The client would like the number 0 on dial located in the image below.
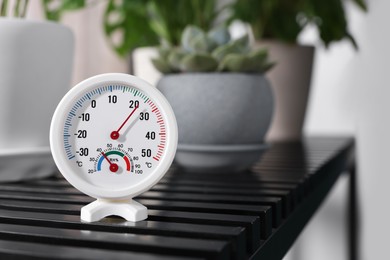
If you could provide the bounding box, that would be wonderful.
[50,73,178,222]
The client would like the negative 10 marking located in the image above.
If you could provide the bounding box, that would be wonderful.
[50,73,178,222]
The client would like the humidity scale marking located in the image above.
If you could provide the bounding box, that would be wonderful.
[50,73,178,222]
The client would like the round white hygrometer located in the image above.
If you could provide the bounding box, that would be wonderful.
[50,73,177,222]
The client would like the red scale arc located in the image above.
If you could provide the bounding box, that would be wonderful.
[148,101,166,162]
[123,156,131,171]
[158,150,165,157]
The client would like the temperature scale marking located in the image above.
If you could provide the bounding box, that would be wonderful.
[62,84,167,167]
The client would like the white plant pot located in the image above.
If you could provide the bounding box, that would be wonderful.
[0,18,74,181]
[133,47,160,86]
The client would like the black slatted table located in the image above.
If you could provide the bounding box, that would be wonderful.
[0,137,354,260]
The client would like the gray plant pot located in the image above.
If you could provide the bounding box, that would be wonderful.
[157,73,274,172]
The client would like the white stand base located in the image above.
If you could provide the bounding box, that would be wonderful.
[81,199,147,222]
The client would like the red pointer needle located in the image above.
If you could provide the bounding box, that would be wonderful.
[101,152,118,173]
[110,105,139,140]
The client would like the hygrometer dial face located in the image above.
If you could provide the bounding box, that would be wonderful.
[50,74,177,200]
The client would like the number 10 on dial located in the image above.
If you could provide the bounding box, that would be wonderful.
[50,73,178,222]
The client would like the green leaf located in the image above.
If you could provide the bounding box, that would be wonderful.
[352,0,368,11]
[249,48,275,72]
[207,26,231,46]
[157,46,171,60]
[229,0,366,48]
[219,51,273,73]
[1,0,8,16]
[148,0,219,45]
[167,49,186,70]
[147,1,171,43]
[42,0,61,21]
[189,33,215,52]
[180,53,218,72]
[230,35,250,52]
[248,48,268,62]
[218,54,250,72]
[60,0,85,10]
[103,0,159,57]
[42,0,85,21]
[261,61,276,72]
[211,34,251,62]
[181,25,205,52]
[151,58,172,74]
[211,42,244,62]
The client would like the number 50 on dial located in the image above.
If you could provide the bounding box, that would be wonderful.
[50,73,178,222]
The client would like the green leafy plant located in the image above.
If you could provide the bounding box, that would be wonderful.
[230,0,367,48]
[0,0,29,17]
[41,0,368,59]
[152,25,273,74]
[42,0,224,57]
[104,0,223,57]
[0,0,85,19]
[42,0,85,21]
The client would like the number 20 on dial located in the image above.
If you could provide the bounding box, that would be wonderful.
[50,73,178,222]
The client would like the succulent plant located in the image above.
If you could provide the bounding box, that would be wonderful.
[151,25,274,74]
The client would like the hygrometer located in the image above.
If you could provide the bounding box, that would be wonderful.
[50,73,177,222]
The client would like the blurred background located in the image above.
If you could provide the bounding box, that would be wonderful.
[2,0,388,259]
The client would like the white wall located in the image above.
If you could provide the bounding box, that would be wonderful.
[355,0,390,258]
[285,0,390,259]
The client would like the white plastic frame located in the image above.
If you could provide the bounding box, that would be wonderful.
[50,73,178,200]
